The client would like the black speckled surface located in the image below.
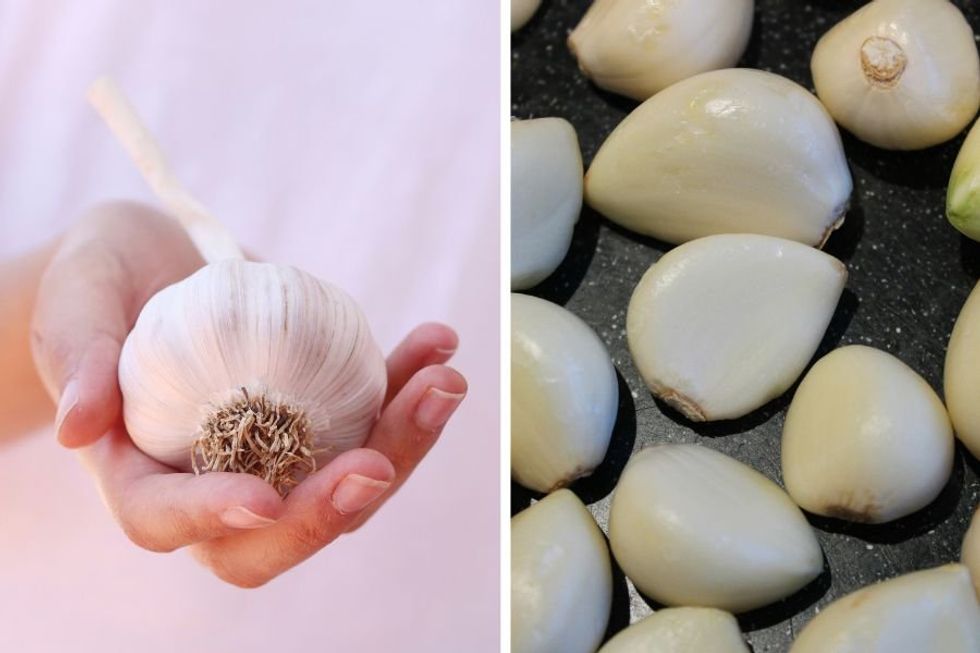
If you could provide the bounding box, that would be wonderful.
[511,1,980,651]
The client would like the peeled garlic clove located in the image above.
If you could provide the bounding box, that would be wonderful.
[512,489,612,653]
[949,120,980,242]
[626,234,846,422]
[609,444,823,613]
[945,281,980,460]
[568,0,754,101]
[790,565,980,652]
[811,0,980,150]
[511,118,583,290]
[598,607,749,653]
[585,68,852,246]
[512,294,617,492]
[962,509,980,600]
[782,345,953,524]
[512,0,542,31]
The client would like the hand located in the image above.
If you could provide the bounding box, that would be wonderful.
[31,201,467,587]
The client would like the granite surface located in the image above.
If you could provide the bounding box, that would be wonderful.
[511,1,980,650]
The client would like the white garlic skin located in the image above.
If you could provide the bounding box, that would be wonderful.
[512,489,612,653]
[512,0,542,31]
[811,0,980,150]
[585,68,852,246]
[512,294,617,492]
[626,234,846,421]
[945,280,980,460]
[962,509,980,600]
[608,444,823,613]
[598,607,749,653]
[782,345,953,524]
[511,118,583,290]
[790,565,980,653]
[119,259,387,470]
[568,0,754,101]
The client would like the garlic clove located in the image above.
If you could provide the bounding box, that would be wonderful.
[963,509,980,600]
[512,489,612,653]
[511,118,583,290]
[948,119,980,242]
[568,0,754,101]
[598,607,749,653]
[945,280,980,460]
[811,0,980,151]
[782,345,954,524]
[789,565,980,652]
[512,293,618,492]
[585,68,852,246]
[608,444,823,613]
[512,0,542,32]
[626,234,846,422]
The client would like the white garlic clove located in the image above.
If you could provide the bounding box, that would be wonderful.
[598,607,749,653]
[962,509,980,600]
[568,0,754,101]
[948,119,980,242]
[119,259,387,484]
[609,444,823,613]
[811,0,980,151]
[945,280,980,460]
[512,489,612,653]
[512,294,618,492]
[789,565,980,652]
[512,0,542,31]
[585,68,852,246]
[511,118,583,290]
[782,345,954,524]
[626,234,846,422]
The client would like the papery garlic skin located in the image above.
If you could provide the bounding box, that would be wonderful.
[811,0,980,150]
[512,0,542,31]
[948,119,980,242]
[512,489,612,653]
[119,259,387,471]
[789,565,980,653]
[963,509,980,600]
[568,0,754,101]
[945,280,980,460]
[585,68,852,246]
[598,607,749,653]
[512,118,583,290]
[608,444,823,613]
[626,234,846,421]
[512,294,617,492]
[782,345,953,524]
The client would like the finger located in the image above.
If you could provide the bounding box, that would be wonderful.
[78,426,284,553]
[190,448,395,588]
[384,322,458,404]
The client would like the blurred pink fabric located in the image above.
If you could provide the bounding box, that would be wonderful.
[0,1,500,651]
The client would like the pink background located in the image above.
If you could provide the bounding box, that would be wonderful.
[0,1,500,651]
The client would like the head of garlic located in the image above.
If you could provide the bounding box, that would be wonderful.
[962,509,980,600]
[568,0,754,101]
[945,282,980,462]
[511,0,542,32]
[585,68,852,246]
[598,607,749,653]
[811,0,980,150]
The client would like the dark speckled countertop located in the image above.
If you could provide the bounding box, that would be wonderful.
[511,1,980,651]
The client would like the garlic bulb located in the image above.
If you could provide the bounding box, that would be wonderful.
[512,0,542,32]
[511,118,582,290]
[626,234,846,421]
[89,78,386,494]
[789,565,980,652]
[568,0,754,101]
[598,608,749,653]
[512,294,617,492]
[585,68,852,246]
[945,280,980,460]
[811,0,980,150]
[608,444,823,613]
[962,509,980,599]
[948,119,980,241]
[512,489,612,653]
[782,345,953,524]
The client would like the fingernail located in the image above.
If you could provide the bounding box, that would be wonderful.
[415,387,465,432]
[54,380,79,441]
[435,346,457,357]
[331,474,390,515]
[220,506,278,529]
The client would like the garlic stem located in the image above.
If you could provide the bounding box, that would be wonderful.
[87,76,243,263]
